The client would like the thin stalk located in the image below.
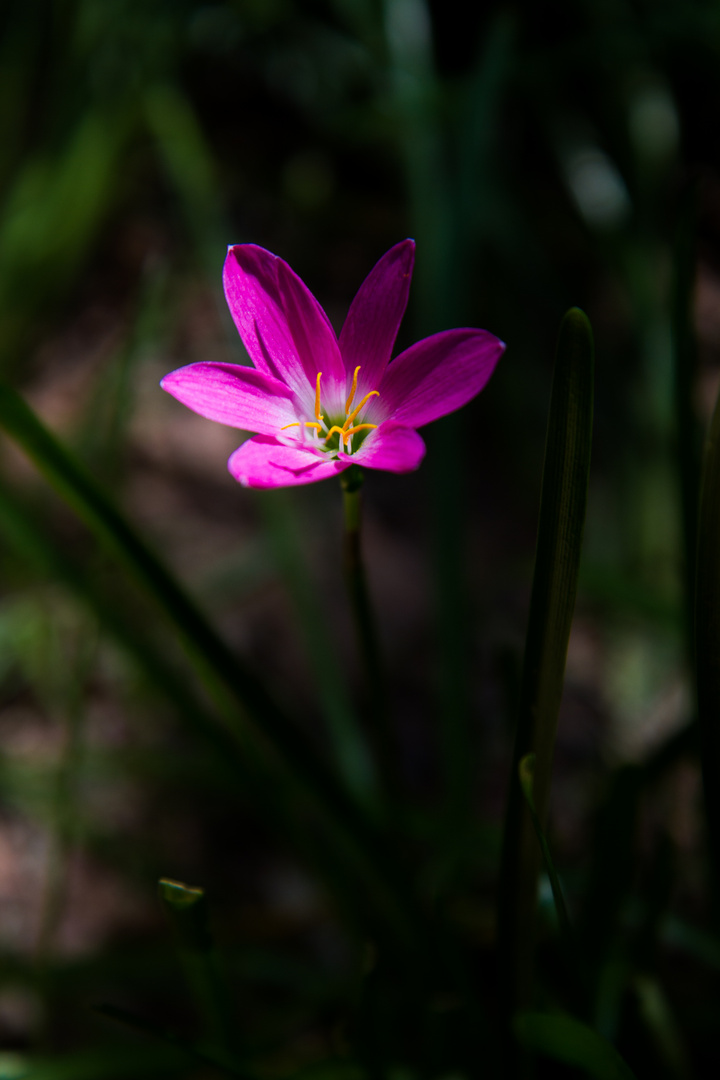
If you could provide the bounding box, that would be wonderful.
[497,309,594,1025]
[671,186,701,670]
[695,378,720,882]
[518,752,589,1013]
[517,753,573,951]
[340,466,393,800]
[158,879,235,1060]
[34,623,94,1049]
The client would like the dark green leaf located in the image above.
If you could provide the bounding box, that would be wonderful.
[514,1012,637,1079]
[498,308,594,1012]
[695,375,720,876]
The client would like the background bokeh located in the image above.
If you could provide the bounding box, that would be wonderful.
[1,0,719,1076]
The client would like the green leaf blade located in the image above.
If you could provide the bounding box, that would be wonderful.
[695,377,720,876]
[514,1012,637,1080]
[498,308,594,1014]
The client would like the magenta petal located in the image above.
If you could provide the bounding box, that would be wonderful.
[228,435,349,488]
[161,362,295,436]
[352,423,426,473]
[276,259,345,410]
[378,329,505,428]
[339,239,415,398]
[223,245,343,407]
[223,245,296,380]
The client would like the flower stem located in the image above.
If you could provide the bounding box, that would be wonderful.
[340,466,393,800]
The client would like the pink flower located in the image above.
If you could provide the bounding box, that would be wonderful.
[161,241,505,489]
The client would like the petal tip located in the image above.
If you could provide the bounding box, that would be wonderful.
[159,369,179,393]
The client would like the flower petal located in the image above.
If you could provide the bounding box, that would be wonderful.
[229,435,349,488]
[339,239,415,398]
[378,328,505,428]
[351,423,426,473]
[276,259,346,412]
[161,362,295,436]
[223,245,292,374]
[223,244,343,409]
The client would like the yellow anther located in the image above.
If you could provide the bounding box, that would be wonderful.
[314,372,324,423]
[345,365,362,414]
[344,390,379,429]
[344,423,378,438]
[280,422,299,430]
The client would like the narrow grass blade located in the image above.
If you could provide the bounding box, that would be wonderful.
[498,308,594,1014]
[97,1002,253,1079]
[514,1012,637,1080]
[518,753,573,948]
[158,879,234,1057]
[0,385,417,940]
[633,975,690,1079]
[671,187,701,665]
[694,378,720,877]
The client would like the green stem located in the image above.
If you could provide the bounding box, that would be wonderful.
[517,754,573,951]
[518,752,588,1011]
[695,378,720,882]
[340,466,393,800]
[671,186,701,671]
[34,627,93,1049]
[158,879,235,1059]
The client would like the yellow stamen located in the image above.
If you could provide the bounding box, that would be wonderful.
[281,421,323,432]
[282,370,380,453]
[344,424,378,438]
[315,372,324,423]
[324,424,349,445]
[345,365,362,414]
[344,389,379,429]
